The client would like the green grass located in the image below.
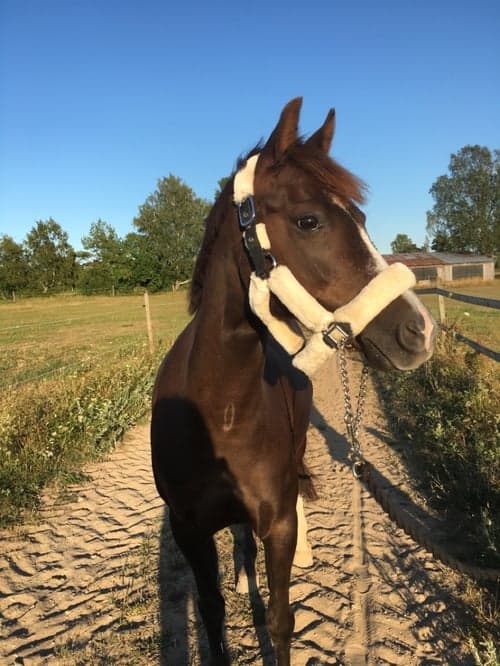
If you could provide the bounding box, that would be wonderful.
[418,280,500,351]
[0,290,191,526]
[380,281,500,658]
[0,348,162,526]
[0,291,191,388]
[379,330,500,566]
[378,319,500,663]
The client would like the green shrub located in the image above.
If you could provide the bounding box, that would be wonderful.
[0,347,161,526]
[379,330,500,566]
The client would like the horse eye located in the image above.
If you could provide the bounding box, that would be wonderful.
[296,215,320,232]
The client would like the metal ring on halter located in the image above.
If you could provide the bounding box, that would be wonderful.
[322,321,352,349]
[351,459,365,479]
[264,252,277,271]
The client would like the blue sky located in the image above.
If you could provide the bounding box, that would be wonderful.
[1,0,499,254]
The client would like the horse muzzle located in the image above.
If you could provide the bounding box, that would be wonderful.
[357,296,437,371]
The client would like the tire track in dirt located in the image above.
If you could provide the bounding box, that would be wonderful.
[1,356,474,664]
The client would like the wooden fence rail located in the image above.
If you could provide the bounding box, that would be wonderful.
[416,287,500,362]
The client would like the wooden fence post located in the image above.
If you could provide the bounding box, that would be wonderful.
[438,294,446,323]
[144,290,155,354]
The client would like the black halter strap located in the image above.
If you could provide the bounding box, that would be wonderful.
[237,195,272,279]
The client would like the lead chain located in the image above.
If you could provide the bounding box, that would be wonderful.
[337,344,369,478]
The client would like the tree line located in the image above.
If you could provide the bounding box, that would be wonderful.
[0,175,212,298]
[391,145,499,257]
[1,145,498,299]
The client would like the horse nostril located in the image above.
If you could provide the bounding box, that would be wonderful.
[407,319,422,335]
[397,318,425,353]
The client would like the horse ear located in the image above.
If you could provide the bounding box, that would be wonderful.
[305,108,335,155]
[262,97,302,162]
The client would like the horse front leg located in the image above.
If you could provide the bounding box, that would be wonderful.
[169,513,229,665]
[262,508,297,666]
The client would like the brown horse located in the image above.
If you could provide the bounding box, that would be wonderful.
[151,98,435,665]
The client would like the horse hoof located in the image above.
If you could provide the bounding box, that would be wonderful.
[293,549,314,568]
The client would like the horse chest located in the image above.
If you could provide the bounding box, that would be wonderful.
[207,379,307,456]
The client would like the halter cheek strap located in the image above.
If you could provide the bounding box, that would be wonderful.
[234,154,273,279]
[233,154,416,376]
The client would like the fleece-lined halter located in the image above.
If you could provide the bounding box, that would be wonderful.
[233,153,417,376]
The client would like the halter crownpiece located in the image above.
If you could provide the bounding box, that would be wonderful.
[233,154,417,376]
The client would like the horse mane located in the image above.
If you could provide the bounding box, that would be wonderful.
[188,183,228,315]
[188,142,366,314]
[188,146,262,314]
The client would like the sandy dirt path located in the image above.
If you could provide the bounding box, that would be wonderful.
[0,355,474,665]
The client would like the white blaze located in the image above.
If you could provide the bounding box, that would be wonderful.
[357,224,435,351]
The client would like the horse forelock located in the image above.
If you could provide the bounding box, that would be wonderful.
[287,142,367,206]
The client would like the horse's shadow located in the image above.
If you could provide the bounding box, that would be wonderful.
[157,508,192,664]
[158,508,275,665]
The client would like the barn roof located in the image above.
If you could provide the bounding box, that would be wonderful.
[432,252,494,264]
[383,252,494,267]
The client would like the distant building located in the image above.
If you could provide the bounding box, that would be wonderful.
[382,252,495,284]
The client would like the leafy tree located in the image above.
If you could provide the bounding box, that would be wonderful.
[24,219,76,292]
[214,176,231,201]
[122,232,163,290]
[133,175,211,289]
[81,220,120,262]
[76,262,114,294]
[426,146,499,256]
[0,235,29,296]
[390,233,419,253]
[430,231,454,252]
[80,220,130,292]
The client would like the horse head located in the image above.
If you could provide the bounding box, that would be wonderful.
[246,97,435,371]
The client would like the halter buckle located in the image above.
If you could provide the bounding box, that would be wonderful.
[322,322,352,349]
[237,196,256,229]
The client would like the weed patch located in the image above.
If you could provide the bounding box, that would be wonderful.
[379,330,500,567]
[0,347,161,526]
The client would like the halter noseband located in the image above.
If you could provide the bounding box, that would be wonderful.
[233,154,416,376]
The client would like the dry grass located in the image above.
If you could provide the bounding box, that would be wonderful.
[0,291,191,388]
[0,290,191,526]
[418,279,500,351]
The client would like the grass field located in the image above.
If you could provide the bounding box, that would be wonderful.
[1,281,498,391]
[418,280,500,351]
[0,290,192,389]
[0,290,192,524]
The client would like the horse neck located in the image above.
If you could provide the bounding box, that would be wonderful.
[193,216,263,366]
